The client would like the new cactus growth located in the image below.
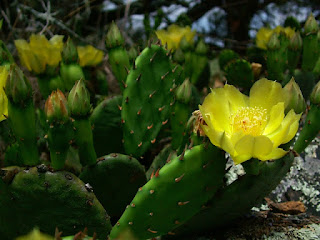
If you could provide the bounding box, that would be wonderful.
[45,90,73,170]
[5,64,39,166]
[68,79,97,166]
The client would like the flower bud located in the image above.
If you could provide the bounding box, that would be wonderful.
[310,80,320,105]
[105,22,124,49]
[289,32,302,50]
[251,62,262,78]
[284,77,306,114]
[5,64,33,104]
[45,89,69,122]
[173,47,185,63]
[68,79,91,116]
[304,13,319,35]
[0,41,14,64]
[179,36,193,52]
[195,39,208,55]
[267,33,280,50]
[175,78,192,104]
[62,37,78,64]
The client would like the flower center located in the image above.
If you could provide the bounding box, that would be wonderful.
[232,107,267,136]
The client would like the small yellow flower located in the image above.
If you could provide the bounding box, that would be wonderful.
[15,34,64,74]
[256,26,295,50]
[0,66,8,122]
[155,24,196,50]
[199,79,301,164]
[77,45,104,67]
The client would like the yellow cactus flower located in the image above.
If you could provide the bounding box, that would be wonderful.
[77,45,104,67]
[15,34,64,74]
[0,66,8,122]
[199,78,301,164]
[256,26,295,50]
[15,228,53,240]
[155,24,196,50]
[256,27,273,50]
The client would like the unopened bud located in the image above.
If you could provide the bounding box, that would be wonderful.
[175,79,192,104]
[62,38,78,64]
[195,39,208,55]
[289,32,302,50]
[180,36,193,52]
[284,77,306,113]
[45,89,69,122]
[173,47,185,63]
[105,22,124,48]
[68,79,91,116]
[310,80,320,105]
[304,13,319,35]
[5,64,32,104]
[267,33,280,50]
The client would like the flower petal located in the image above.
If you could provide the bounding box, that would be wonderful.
[258,147,287,161]
[224,84,249,113]
[252,135,273,159]
[250,78,288,111]
[263,102,285,135]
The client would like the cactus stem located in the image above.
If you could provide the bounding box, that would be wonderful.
[175,173,185,183]
[150,51,158,62]
[178,201,190,206]
[138,142,142,148]
[151,138,156,144]
[137,108,141,115]
[136,73,142,81]
[147,228,157,234]
[147,123,153,129]
[149,90,156,98]
[162,119,168,125]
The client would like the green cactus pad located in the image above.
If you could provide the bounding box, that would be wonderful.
[121,44,181,158]
[219,49,240,71]
[146,144,176,180]
[0,166,111,239]
[109,144,226,240]
[90,96,124,157]
[225,59,254,89]
[79,153,147,221]
[172,152,294,236]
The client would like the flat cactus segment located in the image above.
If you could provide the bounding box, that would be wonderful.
[0,167,111,239]
[109,144,226,240]
[225,59,254,89]
[172,152,294,236]
[146,144,176,180]
[79,153,147,221]
[122,44,181,158]
[90,96,124,157]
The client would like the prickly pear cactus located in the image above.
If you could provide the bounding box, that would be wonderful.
[109,144,226,240]
[172,152,294,236]
[80,153,147,221]
[121,44,181,158]
[0,166,112,239]
[90,96,124,156]
[225,59,254,89]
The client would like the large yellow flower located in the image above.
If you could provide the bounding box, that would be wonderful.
[155,24,196,50]
[0,66,8,122]
[199,79,301,164]
[77,45,104,67]
[256,26,295,50]
[15,34,64,74]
